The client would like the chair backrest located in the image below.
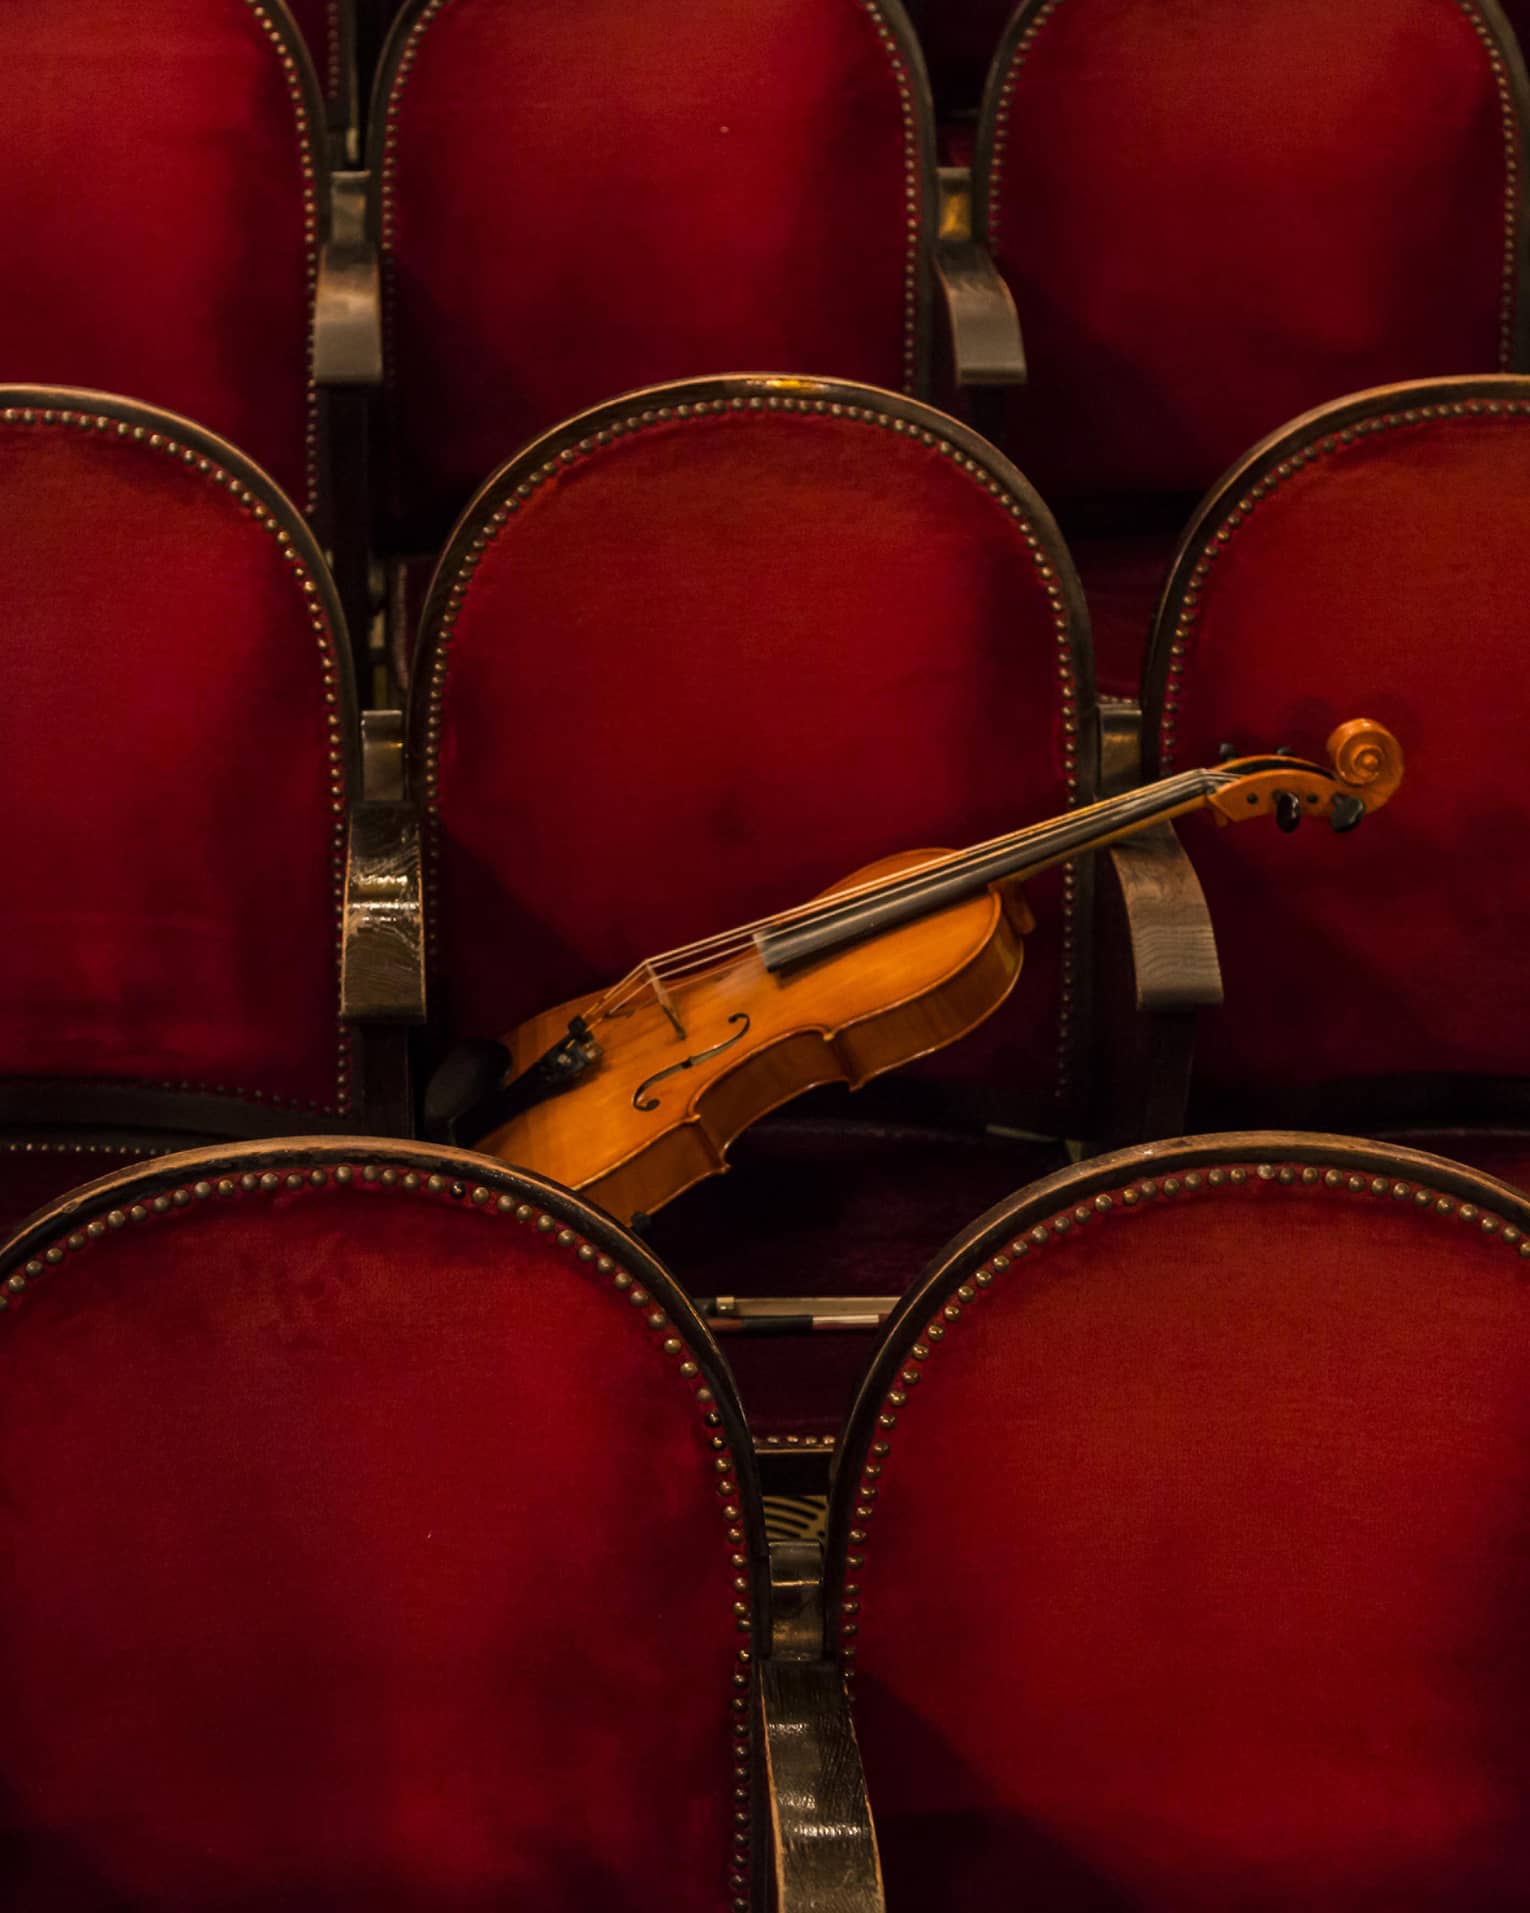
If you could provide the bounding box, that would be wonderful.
[977,0,1530,504]
[827,1131,1530,1908]
[407,375,1096,1139]
[1142,374,1530,1120]
[0,1138,762,1910]
[370,0,937,539]
[0,388,358,1123]
[0,0,326,512]
[288,0,346,120]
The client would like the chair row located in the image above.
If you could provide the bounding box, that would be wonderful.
[2,1128,1527,1907]
[5,369,1527,1438]
[8,0,1525,693]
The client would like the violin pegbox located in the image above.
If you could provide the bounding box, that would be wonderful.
[1206,719,1404,834]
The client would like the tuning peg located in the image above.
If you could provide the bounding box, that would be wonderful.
[1274,791,1303,833]
[1330,794,1366,833]
[1273,746,1293,757]
[1217,741,1239,762]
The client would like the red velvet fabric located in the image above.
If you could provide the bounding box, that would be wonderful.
[1153,390,1530,1102]
[0,404,350,1112]
[376,0,928,534]
[1068,526,1179,701]
[648,1117,1063,1438]
[0,1,319,510]
[288,0,340,95]
[841,1158,1530,1906]
[985,0,1520,504]
[0,1156,747,1910]
[421,397,1088,1136]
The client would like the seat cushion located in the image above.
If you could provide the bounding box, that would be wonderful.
[647,1116,1065,1438]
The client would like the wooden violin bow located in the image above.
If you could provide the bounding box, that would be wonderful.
[447,720,1403,1228]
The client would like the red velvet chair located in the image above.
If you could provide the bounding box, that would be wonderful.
[1142,374,1530,1183]
[0,1,338,518]
[829,1131,1530,1908]
[288,0,355,147]
[407,373,1205,1443]
[975,0,1530,697]
[0,388,423,1239]
[368,0,941,549]
[0,1137,880,1911]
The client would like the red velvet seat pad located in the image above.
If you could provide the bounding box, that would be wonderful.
[1152,389,1530,1104]
[648,1116,1064,1439]
[376,0,929,534]
[0,1156,749,1911]
[0,404,350,1113]
[839,1155,1530,1906]
[418,391,1091,1135]
[983,0,1522,505]
[0,2,320,512]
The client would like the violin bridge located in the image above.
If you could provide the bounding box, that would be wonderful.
[644,961,686,1040]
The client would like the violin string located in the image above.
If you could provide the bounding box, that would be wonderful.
[586,766,1230,1024]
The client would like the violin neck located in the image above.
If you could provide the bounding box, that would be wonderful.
[754,767,1223,974]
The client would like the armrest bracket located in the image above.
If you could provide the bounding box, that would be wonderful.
[315,171,382,387]
[341,714,426,1025]
[935,167,1026,388]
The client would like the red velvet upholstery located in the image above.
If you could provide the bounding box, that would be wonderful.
[648,1117,1064,1438]
[373,0,934,536]
[413,378,1094,1141]
[289,0,341,97]
[0,1140,758,1911]
[831,1135,1530,1907]
[912,0,1013,112]
[0,1,323,511]
[981,0,1527,690]
[1146,377,1530,1116]
[0,392,354,1116]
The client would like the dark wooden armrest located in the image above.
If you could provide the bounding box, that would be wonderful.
[342,716,425,1025]
[314,171,382,387]
[762,1541,885,1911]
[1107,823,1222,1016]
[761,1660,885,1913]
[934,167,1026,388]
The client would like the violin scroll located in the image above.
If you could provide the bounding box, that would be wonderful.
[1206,719,1403,833]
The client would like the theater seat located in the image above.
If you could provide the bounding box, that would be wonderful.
[408,373,1209,1438]
[0,0,333,516]
[828,1132,1530,1907]
[369,0,942,547]
[975,0,1530,695]
[0,1138,879,1911]
[0,388,422,1238]
[1142,375,1530,1176]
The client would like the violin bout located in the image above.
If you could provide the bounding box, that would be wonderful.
[478,851,1034,1228]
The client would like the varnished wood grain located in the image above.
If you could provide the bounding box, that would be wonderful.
[478,851,1030,1226]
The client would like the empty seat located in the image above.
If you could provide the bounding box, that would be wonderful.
[828,1132,1530,1907]
[0,1138,831,1910]
[0,388,419,1235]
[0,0,329,513]
[407,373,1208,1437]
[369,0,939,543]
[1142,374,1530,1177]
[976,0,1530,693]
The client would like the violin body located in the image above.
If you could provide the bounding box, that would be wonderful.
[480,851,1034,1226]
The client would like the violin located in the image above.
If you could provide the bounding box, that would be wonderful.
[446,720,1403,1228]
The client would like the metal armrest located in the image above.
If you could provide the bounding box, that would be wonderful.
[762,1542,885,1913]
[341,714,426,1025]
[315,171,382,387]
[1107,823,1222,1016]
[934,168,1026,389]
